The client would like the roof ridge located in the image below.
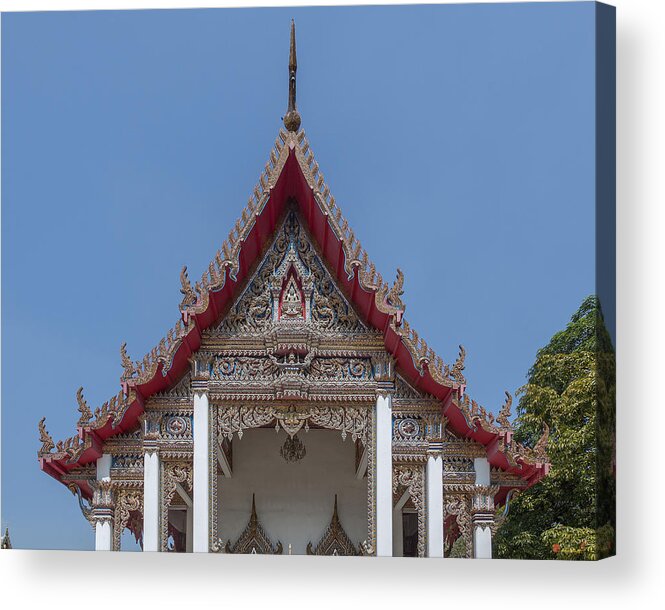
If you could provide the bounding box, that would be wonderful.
[38,126,549,482]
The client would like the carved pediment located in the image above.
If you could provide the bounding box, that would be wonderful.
[307,495,360,556]
[225,494,283,555]
[216,209,366,335]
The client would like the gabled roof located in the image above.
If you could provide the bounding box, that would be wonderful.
[38,22,549,500]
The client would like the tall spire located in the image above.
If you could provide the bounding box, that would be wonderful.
[283,19,301,132]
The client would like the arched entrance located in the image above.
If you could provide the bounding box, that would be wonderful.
[210,403,376,555]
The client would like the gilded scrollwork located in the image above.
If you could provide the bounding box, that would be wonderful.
[217,211,365,335]
[386,268,405,311]
[108,455,143,484]
[444,494,473,558]
[309,357,372,380]
[179,265,196,309]
[212,356,278,380]
[392,463,426,558]
[216,404,370,445]
[495,391,513,430]
[217,405,275,440]
[160,461,193,551]
[113,488,143,551]
[38,417,55,455]
[76,387,93,427]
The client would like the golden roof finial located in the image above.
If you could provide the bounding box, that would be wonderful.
[283,19,301,132]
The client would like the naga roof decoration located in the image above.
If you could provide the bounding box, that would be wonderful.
[38,20,549,499]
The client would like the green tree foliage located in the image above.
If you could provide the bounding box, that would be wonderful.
[494,296,615,560]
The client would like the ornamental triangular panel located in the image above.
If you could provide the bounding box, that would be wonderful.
[225,494,283,555]
[307,495,360,556]
[213,207,367,335]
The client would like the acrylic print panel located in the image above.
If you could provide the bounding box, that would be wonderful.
[1,2,615,559]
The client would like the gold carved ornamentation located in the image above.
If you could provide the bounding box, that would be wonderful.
[217,404,370,445]
[307,495,360,556]
[217,211,365,335]
[76,387,93,427]
[448,345,466,385]
[386,269,406,312]
[160,461,193,551]
[444,494,473,559]
[120,342,135,380]
[113,488,143,551]
[38,417,55,455]
[496,391,513,430]
[534,423,550,460]
[179,265,196,309]
[225,494,283,554]
[393,464,426,558]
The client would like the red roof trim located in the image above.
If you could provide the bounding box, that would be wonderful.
[40,138,548,493]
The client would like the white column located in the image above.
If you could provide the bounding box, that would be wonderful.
[376,391,393,557]
[426,453,444,557]
[94,454,113,551]
[474,524,493,559]
[95,520,113,551]
[473,457,493,559]
[143,450,160,552]
[193,391,210,553]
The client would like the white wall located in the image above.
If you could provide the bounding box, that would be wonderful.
[218,428,367,555]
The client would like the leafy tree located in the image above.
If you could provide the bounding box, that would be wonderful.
[494,295,615,560]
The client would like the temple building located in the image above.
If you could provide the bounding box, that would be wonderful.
[38,22,549,558]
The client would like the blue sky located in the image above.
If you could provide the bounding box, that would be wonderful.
[2,2,596,550]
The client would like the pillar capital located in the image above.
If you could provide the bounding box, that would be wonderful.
[141,410,162,450]
[92,479,115,510]
[191,354,212,385]
[192,384,210,397]
[471,485,499,520]
[375,384,394,399]
[371,354,395,383]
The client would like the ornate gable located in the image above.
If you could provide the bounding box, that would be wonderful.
[215,207,366,335]
[37,22,548,498]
